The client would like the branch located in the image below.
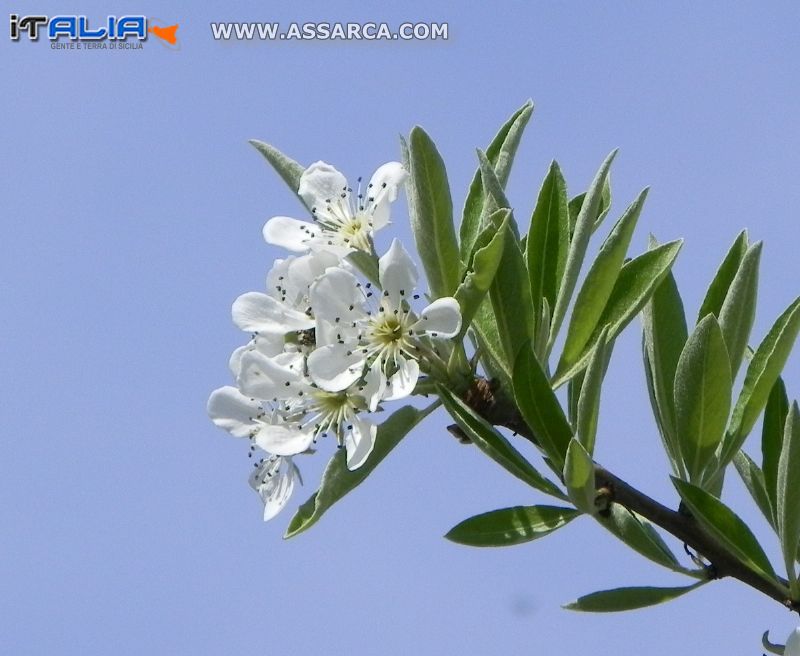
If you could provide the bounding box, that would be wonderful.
[457,378,796,611]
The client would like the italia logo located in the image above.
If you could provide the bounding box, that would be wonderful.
[9,14,179,47]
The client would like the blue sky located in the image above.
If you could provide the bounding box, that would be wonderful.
[3,1,800,653]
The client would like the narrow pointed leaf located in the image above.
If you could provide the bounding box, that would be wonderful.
[717,242,762,378]
[248,140,305,205]
[559,189,648,368]
[564,581,706,613]
[487,221,534,367]
[642,240,687,472]
[534,296,551,361]
[763,631,787,656]
[672,477,778,582]
[724,297,800,465]
[596,505,686,573]
[552,240,683,387]
[548,151,617,351]
[438,386,565,498]
[673,315,732,483]
[576,327,610,454]
[477,150,513,216]
[460,101,534,261]
[697,230,748,323]
[406,127,460,299]
[471,300,512,388]
[733,451,775,529]
[453,210,509,338]
[763,377,789,515]
[285,404,433,538]
[346,250,380,286]
[512,347,574,469]
[564,439,596,513]
[567,176,612,235]
[567,367,586,431]
[777,403,800,588]
[445,505,579,547]
[526,161,570,324]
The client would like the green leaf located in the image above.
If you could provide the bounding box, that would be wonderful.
[673,315,732,483]
[471,300,512,388]
[460,101,534,261]
[445,505,579,547]
[248,140,305,205]
[642,239,688,474]
[763,630,787,656]
[558,189,648,370]
[438,386,565,499]
[567,366,585,431]
[672,477,778,583]
[763,377,789,516]
[476,150,513,216]
[345,250,380,287]
[564,439,596,513]
[525,161,570,327]
[723,297,800,465]
[406,127,460,299]
[548,151,617,352]
[552,240,683,388]
[284,404,433,538]
[697,230,748,324]
[717,242,762,378]
[486,220,534,368]
[567,176,612,236]
[453,210,510,339]
[564,581,706,613]
[576,327,610,455]
[777,402,800,590]
[512,347,574,469]
[596,505,686,573]
[733,451,775,530]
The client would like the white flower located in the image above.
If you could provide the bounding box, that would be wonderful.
[306,239,461,401]
[235,348,383,469]
[231,250,338,335]
[786,627,800,656]
[249,455,301,522]
[263,161,407,256]
[207,385,314,456]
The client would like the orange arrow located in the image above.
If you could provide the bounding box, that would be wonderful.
[149,24,178,45]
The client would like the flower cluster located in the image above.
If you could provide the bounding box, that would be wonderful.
[208,161,461,520]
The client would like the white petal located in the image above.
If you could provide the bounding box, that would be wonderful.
[367,162,407,229]
[255,423,314,456]
[412,297,462,338]
[299,161,348,211]
[384,357,419,401]
[237,350,305,400]
[262,216,318,252]
[249,457,300,522]
[309,267,366,326]
[344,417,377,470]
[286,250,339,296]
[307,343,366,391]
[232,292,313,333]
[362,363,387,412]
[207,386,262,438]
[265,256,292,298]
[378,239,418,305]
[229,335,285,376]
[786,628,800,656]
[228,345,249,378]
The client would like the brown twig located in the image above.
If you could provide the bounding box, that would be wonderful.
[461,377,797,611]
